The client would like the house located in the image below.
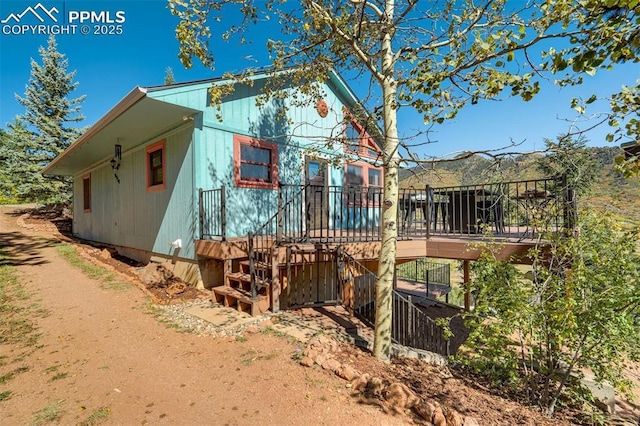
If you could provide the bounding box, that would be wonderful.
[42,69,388,312]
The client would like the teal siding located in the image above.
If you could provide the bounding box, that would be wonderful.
[72,126,197,258]
[149,78,353,238]
[73,73,370,259]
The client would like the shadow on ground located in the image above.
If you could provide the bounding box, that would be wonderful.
[0,231,56,267]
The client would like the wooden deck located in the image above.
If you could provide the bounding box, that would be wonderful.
[196,232,540,265]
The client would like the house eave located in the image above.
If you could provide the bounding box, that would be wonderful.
[42,87,147,176]
[42,87,198,176]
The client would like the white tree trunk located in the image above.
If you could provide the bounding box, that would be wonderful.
[373,0,399,361]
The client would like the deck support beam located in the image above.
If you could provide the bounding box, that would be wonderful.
[271,248,280,313]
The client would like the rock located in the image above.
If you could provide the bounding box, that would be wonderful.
[463,416,480,426]
[258,319,273,329]
[351,373,371,392]
[367,376,385,396]
[138,263,174,288]
[445,408,463,426]
[303,347,318,360]
[335,364,359,381]
[100,248,112,259]
[414,400,436,422]
[321,358,342,373]
[384,382,419,413]
[433,406,447,426]
[314,353,329,367]
[299,356,314,367]
[245,326,259,334]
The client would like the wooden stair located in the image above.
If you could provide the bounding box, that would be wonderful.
[212,257,271,316]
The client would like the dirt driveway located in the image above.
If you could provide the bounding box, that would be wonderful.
[0,206,406,425]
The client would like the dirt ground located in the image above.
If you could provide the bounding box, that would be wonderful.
[1,205,639,425]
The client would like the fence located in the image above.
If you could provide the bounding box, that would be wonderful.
[398,175,576,240]
[199,187,226,240]
[339,250,450,356]
[396,259,451,302]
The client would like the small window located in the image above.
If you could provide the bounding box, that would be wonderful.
[368,169,381,187]
[346,164,363,186]
[367,168,382,204]
[234,135,278,189]
[82,174,91,212]
[344,123,362,153]
[345,162,383,206]
[146,140,166,192]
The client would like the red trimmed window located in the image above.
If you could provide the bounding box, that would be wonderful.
[146,140,166,192]
[345,162,383,206]
[82,173,91,212]
[233,135,278,189]
[343,112,382,159]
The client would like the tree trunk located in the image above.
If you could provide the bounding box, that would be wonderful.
[373,0,399,361]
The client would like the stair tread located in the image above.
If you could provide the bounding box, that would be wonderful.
[239,260,270,269]
[227,272,270,288]
[212,285,267,302]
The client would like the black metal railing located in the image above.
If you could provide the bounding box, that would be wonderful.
[398,174,576,240]
[199,175,577,243]
[247,184,309,299]
[396,259,451,302]
[338,250,450,356]
[278,184,384,243]
[199,186,226,240]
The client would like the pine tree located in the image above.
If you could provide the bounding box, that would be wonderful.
[10,35,86,207]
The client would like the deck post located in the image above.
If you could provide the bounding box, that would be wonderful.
[220,185,226,241]
[276,184,283,243]
[426,184,431,239]
[198,188,204,239]
[248,232,256,300]
[271,247,280,313]
[463,260,471,311]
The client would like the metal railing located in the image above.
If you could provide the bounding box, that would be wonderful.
[338,250,450,356]
[398,175,576,240]
[278,184,384,243]
[199,186,226,240]
[199,175,577,243]
[247,184,309,299]
[396,259,451,302]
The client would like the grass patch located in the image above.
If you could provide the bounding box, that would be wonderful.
[0,390,12,401]
[0,366,29,384]
[80,406,110,426]
[29,401,65,426]
[55,243,128,291]
[0,250,40,347]
[49,371,69,382]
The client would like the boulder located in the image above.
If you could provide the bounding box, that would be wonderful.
[384,382,420,413]
[138,263,174,288]
[351,373,371,392]
[335,364,360,381]
[433,406,447,426]
[445,408,464,426]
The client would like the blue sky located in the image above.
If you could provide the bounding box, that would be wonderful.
[0,0,637,159]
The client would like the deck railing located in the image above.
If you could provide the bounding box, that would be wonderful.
[339,249,450,356]
[199,175,576,243]
[199,186,226,240]
[396,259,451,303]
[399,175,576,240]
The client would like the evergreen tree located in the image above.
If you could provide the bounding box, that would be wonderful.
[10,35,86,206]
[164,67,176,85]
[0,120,31,204]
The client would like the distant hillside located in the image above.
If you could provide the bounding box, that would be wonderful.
[399,147,640,225]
